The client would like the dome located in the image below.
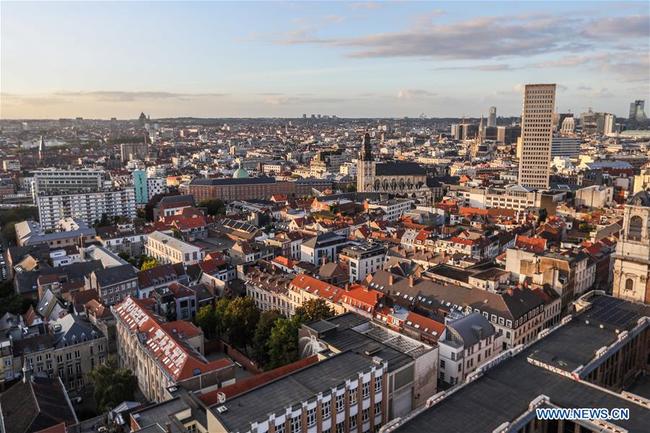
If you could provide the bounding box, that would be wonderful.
[232,167,249,179]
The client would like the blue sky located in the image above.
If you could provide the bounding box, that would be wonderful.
[1,1,649,119]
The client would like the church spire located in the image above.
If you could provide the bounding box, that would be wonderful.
[361,132,372,161]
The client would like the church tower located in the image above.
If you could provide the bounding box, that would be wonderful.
[357,133,375,192]
[613,191,650,304]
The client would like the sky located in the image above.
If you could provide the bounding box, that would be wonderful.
[1,1,649,119]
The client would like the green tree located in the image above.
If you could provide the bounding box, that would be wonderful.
[195,305,218,340]
[267,317,300,369]
[214,297,231,338]
[88,357,137,412]
[140,257,159,271]
[252,310,282,366]
[223,297,260,349]
[295,298,334,323]
[0,281,31,316]
[199,199,226,216]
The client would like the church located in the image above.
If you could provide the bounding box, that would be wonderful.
[356,133,429,196]
[613,191,650,304]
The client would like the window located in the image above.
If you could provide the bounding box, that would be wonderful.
[628,216,643,241]
[291,416,301,433]
[362,382,370,399]
[374,402,382,417]
[307,408,316,427]
[275,424,285,433]
[440,359,446,369]
[336,393,345,413]
[349,389,357,405]
[374,376,382,393]
[336,421,345,433]
[349,415,357,430]
[362,408,370,423]
[625,278,635,292]
[322,399,331,419]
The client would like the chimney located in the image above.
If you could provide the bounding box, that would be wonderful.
[408,275,414,287]
[345,283,350,291]
[388,274,394,286]
[165,423,172,433]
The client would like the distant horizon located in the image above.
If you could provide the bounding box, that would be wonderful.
[2,1,648,119]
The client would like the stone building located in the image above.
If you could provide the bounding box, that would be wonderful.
[613,191,650,304]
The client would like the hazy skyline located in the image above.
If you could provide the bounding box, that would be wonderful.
[1,1,649,119]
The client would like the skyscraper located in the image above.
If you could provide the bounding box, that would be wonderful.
[518,84,556,190]
[629,100,647,121]
[487,106,497,127]
[132,169,148,205]
[38,136,45,161]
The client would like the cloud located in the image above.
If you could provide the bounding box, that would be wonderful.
[262,94,347,105]
[51,91,228,102]
[433,63,518,71]
[348,2,383,10]
[397,89,436,100]
[279,12,649,62]
[581,15,650,39]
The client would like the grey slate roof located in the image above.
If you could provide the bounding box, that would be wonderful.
[394,296,650,433]
[445,312,496,348]
[213,351,375,433]
[93,264,137,287]
[375,161,427,176]
[0,376,77,433]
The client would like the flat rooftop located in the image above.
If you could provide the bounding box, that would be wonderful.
[394,295,650,433]
[213,351,375,433]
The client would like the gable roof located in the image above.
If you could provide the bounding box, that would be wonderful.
[0,377,77,433]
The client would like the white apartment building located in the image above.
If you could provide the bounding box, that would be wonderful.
[518,84,556,190]
[438,312,504,386]
[32,168,105,196]
[147,177,166,201]
[145,230,204,265]
[37,187,136,230]
[368,198,414,221]
[340,242,387,283]
[448,184,544,212]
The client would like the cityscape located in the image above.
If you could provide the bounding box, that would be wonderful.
[1,2,650,433]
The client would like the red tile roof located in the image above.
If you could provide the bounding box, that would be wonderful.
[114,296,232,382]
[405,312,445,338]
[515,235,547,253]
[341,284,383,310]
[290,274,344,303]
[198,355,319,406]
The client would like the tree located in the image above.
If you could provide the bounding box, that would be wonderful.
[223,297,260,349]
[267,317,300,369]
[199,199,226,217]
[140,257,159,271]
[252,310,282,366]
[295,298,334,323]
[214,297,231,338]
[88,357,137,412]
[195,305,218,340]
[0,281,31,316]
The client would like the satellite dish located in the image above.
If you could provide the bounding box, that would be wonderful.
[217,392,226,404]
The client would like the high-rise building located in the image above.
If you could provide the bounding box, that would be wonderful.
[487,106,497,127]
[38,136,45,161]
[603,113,615,135]
[629,100,647,121]
[518,84,556,190]
[33,169,136,229]
[120,140,148,163]
[132,169,148,205]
